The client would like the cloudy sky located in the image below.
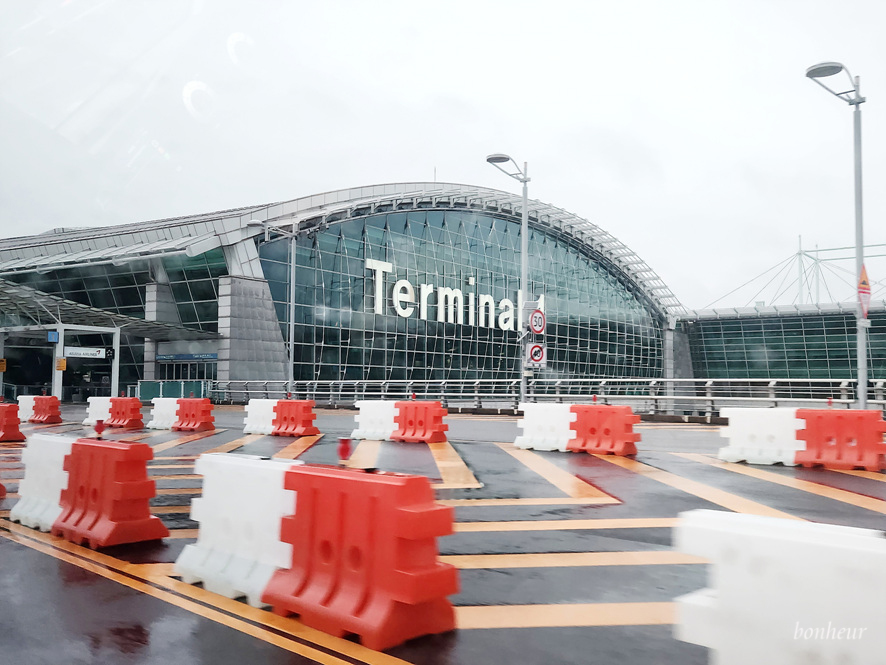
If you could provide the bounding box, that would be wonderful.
[2,0,885,309]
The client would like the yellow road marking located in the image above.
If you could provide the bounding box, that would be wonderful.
[150,505,191,514]
[155,455,200,461]
[0,526,380,664]
[494,442,619,502]
[346,439,382,468]
[456,602,675,629]
[437,497,616,507]
[107,432,159,441]
[834,469,886,483]
[149,474,202,481]
[201,434,263,455]
[148,464,196,470]
[1,521,412,665]
[454,517,678,532]
[428,440,483,489]
[152,430,225,454]
[596,455,803,520]
[440,551,707,569]
[674,453,886,514]
[155,487,201,496]
[165,528,200,539]
[273,434,323,460]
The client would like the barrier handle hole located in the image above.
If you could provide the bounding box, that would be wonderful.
[348,546,363,570]
[319,540,334,563]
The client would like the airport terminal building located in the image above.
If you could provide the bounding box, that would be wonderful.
[0,182,883,399]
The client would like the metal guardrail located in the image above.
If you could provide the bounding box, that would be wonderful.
[206,378,886,413]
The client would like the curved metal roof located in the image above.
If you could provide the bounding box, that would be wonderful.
[251,183,686,319]
[0,182,685,318]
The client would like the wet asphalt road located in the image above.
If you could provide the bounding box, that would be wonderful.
[1,404,883,665]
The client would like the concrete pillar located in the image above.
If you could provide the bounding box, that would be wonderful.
[217,275,288,382]
[144,281,181,380]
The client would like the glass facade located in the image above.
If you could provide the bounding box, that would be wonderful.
[258,210,664,382]
[683,311,886,379]
[2,248,228,390]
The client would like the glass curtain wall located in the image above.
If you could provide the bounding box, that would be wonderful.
[3,248,228,390]
[259,210,663,382]
[683,312,886,379]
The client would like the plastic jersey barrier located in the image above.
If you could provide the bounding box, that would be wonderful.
[718,407,804,466]
[351,400,398,441]
[82,396,113,427]
[515,403,575,451]
[173,398,215,432]
[271,400,320,437]
[17,395,37,423]
[566,404,640,456]
[674,509,886,664]
[0,403,26,442]
[51,438,169,548]
[243,399,278,435]
[29,396,62,424]
[147,397,180,430]
[175,454,304,607]
[9,434,77,531]
[105,397,144,429]
[391,400,448,444]
[262,466,458,651]
[796,409,886,472]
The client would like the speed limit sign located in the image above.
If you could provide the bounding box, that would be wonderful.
[525,343,547,367]
[529,309,546,334]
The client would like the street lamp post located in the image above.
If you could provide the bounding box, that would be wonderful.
[486,154,531,405]
[806,62,868,409]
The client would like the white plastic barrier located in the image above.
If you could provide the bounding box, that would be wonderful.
[16,395,37,423]
[243,399,278,435]
[9,433,77,531]
[718,407,804,465]
[82,396,113,427]
[175,453,303,607]
[675,509,885,664]
[514,403,576,451]
[350,400,398,440]
[146,397,179,430]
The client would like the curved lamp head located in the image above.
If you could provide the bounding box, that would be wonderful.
[806,62,845,79]
[486,153,511,164]
[805,61,862,104]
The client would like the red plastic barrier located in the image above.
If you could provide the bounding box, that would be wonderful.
[51,438,169,548]
[271,399,320,436]
[29,396,62,424]
[566,404,640,456]
[0,403,26,442]
[105,397,144,429]
[391,400,448,443]
[0,481,5,499]
[271,400,320,437]
[263,466,457,650]
[172,398,215,432]
[796,409,886,471]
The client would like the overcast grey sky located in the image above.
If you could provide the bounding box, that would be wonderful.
[2,0,885,309]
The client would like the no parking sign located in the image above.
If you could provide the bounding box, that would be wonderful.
[525,343,547,368]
